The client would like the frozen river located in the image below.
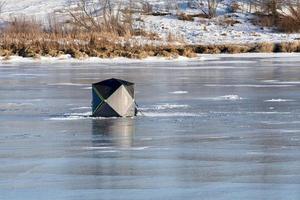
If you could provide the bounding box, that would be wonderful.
[1,54,300,200]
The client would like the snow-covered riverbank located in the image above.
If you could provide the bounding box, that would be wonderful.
[1,0,300,46]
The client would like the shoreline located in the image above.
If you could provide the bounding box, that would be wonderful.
[1,41,300,61]
[1,52,300,64]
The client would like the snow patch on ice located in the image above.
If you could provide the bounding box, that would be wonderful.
[82,87,92,90]
[205,84,295,88]
[155,104,190,110]
[139,103,190,111]
[48,83,89,86]
[70,107,91,111]
[264,99,295,102]
[169,91,188,94]
[0,103,34,111]
[82,147,112,150]
[214,95,243,101]
[140,112,202,117]
[49,112,98,120]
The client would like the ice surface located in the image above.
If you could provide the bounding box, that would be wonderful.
[1,54,300,200]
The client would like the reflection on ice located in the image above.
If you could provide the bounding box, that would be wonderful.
[91,118,135,148]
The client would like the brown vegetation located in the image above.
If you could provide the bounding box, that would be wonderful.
[228,1,241,13]
[278,5,300,33]
[1,28,300,60]
[252,1,300,33]
[220,17,240,26]
[177,13,194,21]
[1,0,300,60]
[252,12,276,27]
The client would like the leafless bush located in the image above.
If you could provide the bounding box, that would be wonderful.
[252,1,300,32]
[141,1,153,14]
[278,3,300,32]
[227,1,241,13]
[0,1,5,14]
[252,12,276,27]
[251,0,283,28]
[193,0,223,18]
[68,0,134,36]
[165,0,179,11]
[46,13,68,36]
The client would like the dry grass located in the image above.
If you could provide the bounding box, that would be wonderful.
[254,42,275,52]
[1,31,300,59]
[133,29,160,40]
[5,17,43,35]
[275,41,300,52]
[220,18,241,27]
[177,13,194,21]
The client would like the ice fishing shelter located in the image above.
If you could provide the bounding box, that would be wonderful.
[92,78,136,117]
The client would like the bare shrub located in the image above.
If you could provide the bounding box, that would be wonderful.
[278,4,300,32]
[193,0,223,18]
[252,13,275,27]
[141,1,153,14]
[251,0,284,28]
[46,13,68,36]
[68,0,134,36]
[207,0,222,17]
[0,1,5,14]
[227,1,241,13]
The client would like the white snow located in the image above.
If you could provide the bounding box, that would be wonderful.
[1,0,69,19]
[0,55,204,64]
